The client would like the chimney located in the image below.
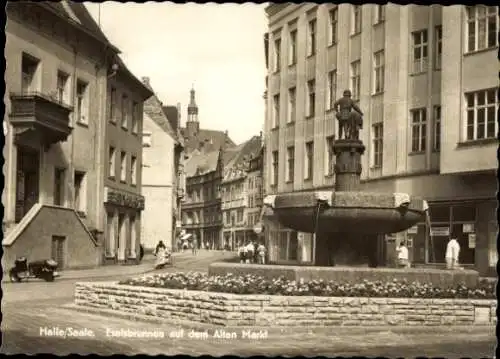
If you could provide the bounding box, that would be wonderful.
[176,102,181,129]
[142,77,150,86]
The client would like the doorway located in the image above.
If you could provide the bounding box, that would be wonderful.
[51,236,66,268]
[15,147,40,223]
[117,214,126,261]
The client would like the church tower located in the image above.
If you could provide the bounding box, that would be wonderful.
[186,86,199,138]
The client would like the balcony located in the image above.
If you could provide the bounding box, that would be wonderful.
[9,92,73,148]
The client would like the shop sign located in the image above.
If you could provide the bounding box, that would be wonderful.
[463,223,475,233]
[407,226,418,234]
[430,227,450,236]
[468,233,476,249]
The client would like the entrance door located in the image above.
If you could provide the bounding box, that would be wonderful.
[15,147,40,222]
[51,236,66,268]
[117,214,126,261]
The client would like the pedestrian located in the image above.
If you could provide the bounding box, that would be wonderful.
[205,240,209,251]
[257,242,266,264]
[245,241,255,264]
[238,242,247,264]
[154,240,166,256]
[396,241,410,268]
[192,235,198,255]
[445,237,460,270]
[139,244,144,261]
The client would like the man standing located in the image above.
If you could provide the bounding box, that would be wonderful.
[396,241,410,268]
[445,237,460,269]
[192,235,198,256]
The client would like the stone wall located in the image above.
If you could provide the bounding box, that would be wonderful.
[75,282,496,327]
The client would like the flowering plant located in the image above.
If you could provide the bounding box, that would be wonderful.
[119,272,496,299]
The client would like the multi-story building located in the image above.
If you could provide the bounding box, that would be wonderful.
[245,139,265,242]
[139,77,184,252]
[221,135,263,250]
[182,149,223,249]
[264,4,498,275]
[103,58,152,265]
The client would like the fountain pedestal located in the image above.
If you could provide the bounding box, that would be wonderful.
[314,138,376,267]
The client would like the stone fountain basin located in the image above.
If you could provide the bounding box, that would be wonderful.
[265,191,427,234]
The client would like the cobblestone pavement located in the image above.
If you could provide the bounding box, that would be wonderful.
[1,250,496,356]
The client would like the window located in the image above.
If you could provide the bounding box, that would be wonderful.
[372,123,383,167]
[121,94,128,129]
[306,79,316,117]
[74,171,86,214]
[130,155,137,185]
[305,141,314,180]
[132,101,139,134]
[373,51,385,94]
[289,30,297,65]
[465,88,498,141]
[129,216,136,258]
[307,19,316,56]
[120,151,127,182]
[374,5,385,24]
[142,132,152,147]
[274,37,281,72]
[433,106,441,151]
[272,94,280,128]
[56,71,69,104]
[410,108,427,152]
[53,168,65,206]
[466,6,498,53]
[286,146,295,182]
[287,87,296,123]
[271,151,279,186]
[237,209,244,222]
[434,26,442,70]
[329,8,338,45]
[350,61,361,101]
[76,79,89,124]
[110,87,117,122]
[108,146,116,178]
[21,53,39,93]
[325,136,335,176]
[412,30,428,73]
[326,70,337,110]
[352,5,362,34]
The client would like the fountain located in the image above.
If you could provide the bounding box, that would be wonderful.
[209,90,479,287]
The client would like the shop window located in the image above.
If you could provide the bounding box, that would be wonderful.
[451,223,475,265]
[289,231,298,261]
[452,205,476,222]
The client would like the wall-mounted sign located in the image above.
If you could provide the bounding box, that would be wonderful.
[463,223,475,233]
[406,238,413,248]
[430,227,450,236]
[468,233,476,249]
[407,226,418,234]
[253,223,263,234]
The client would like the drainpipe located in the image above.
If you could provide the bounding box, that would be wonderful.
[70,46,78,208]
[426,5,434,170]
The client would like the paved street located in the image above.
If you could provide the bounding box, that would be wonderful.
[1,250,496,357]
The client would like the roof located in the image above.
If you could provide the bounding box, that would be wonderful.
[38,1,119,53]
[142,79,181,145]
[181,128,236,153]
[116,56,153,100]
[184,149,220,178]
[222,135,262,182]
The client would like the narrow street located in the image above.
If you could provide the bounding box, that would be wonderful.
[1,251,495,357]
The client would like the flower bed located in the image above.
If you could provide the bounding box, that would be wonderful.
[118,272,495,299]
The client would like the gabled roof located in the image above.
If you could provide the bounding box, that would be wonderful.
[142,78,183,145]
[181,127,236,154]
[222,135,262,182]
[184,149,220,178]
[38,1,119,53]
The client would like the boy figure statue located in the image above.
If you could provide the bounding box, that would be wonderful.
[333,90,364,140]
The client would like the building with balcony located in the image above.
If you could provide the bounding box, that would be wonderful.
[221,135,263,250]
[182,149,223,249]
[102,63,152,264]
[3,1,115,269]
[264,4,498,275]
[140,78,184,252]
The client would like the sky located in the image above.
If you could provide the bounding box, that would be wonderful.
[85,2,268,145]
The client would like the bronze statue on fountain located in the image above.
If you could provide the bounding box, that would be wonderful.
[334,89,364,141]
